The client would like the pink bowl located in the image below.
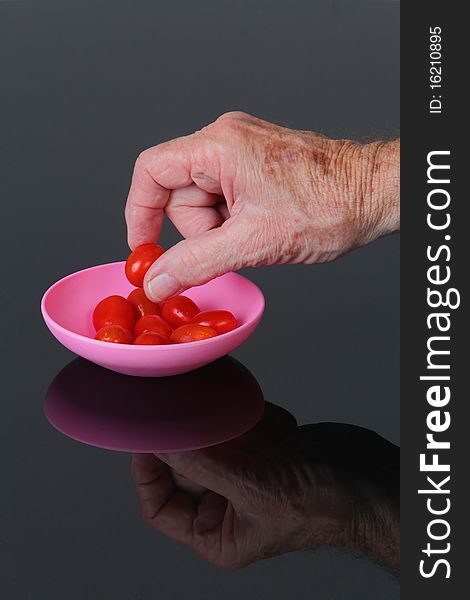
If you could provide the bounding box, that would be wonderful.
[41,262,265,377]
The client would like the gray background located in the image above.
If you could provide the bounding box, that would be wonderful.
[0,1,399,598]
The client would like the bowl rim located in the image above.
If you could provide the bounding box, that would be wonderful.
[41,261,265,351]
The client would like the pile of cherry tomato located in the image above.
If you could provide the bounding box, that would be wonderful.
[93,244,237,345]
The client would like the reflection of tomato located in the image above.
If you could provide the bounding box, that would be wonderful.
[134,315,172,339]
[191,310,237,334]
[127,288,161,319]
[93,295,135,331]
[170,324,218,344]
[161,296,199,328]
[125,243,165,287]
[95,324,134,344]
[134,332,166,345]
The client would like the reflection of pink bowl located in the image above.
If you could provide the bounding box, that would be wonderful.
[41,262,265,377]
[44,357,264,453]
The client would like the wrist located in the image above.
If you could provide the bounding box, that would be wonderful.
[357,139,400,243]
[336,139,400,247]
[303,486,400,571]
[347,493,400,571]
[286,423,400,570]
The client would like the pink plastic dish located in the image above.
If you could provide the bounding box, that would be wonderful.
[41,261,265,377]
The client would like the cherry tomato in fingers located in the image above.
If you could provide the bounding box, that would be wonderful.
[134,315,172,339]
[134,332,167,345]
[190,310,237,334]
[125,243,165,287]
[170,324,218,344]
[93,295,135,331]
[127,288,161,319]
[95,325,134,344]
[161,296,200,328]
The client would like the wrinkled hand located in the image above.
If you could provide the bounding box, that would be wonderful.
[130,404,399,570]
[125,112,400,301]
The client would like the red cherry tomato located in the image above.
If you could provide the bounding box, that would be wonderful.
[134,314,172,339]
[127,288,161,319]
[161,296,200,328]
[125,243,165,287]
[134,332,167,345]
[95,324,134,344]
[93,295,135,332]
[190,310,237,334]
[170,324,218,344]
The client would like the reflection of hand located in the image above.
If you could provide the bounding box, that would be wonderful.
[125,112,400,301]
[130,404,399,571]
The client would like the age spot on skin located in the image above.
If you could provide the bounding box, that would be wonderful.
[263,139,333,178]
[267,165,276,177]
[263,140,290,165]
[284,150,299,163]
[308,147,333,176]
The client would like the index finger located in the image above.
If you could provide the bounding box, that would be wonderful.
[125,132,216,250]
[130,453,196,545]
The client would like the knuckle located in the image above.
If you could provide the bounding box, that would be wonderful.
[142,513,157,528]
[140,506,154,524]
[134,147,155,171]
[217,110,249,122]
[214,111,251,132]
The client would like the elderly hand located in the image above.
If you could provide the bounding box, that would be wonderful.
[130,404,399,570]
[125,112,400,301]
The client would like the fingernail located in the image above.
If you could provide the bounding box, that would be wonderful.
[146,273,180,301]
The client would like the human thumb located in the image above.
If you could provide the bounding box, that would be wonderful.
[143,222,246,302]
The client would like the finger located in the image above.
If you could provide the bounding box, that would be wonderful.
[166,184,225,237]
[125,159,174,250]
[154,445,251,500]
[168,204,225,237]
[172,471,207,497]
[193,490,228,534]
[130,453,173,519]
[143,219,250,301]
[125,133,222,250]
[130,454,196,545]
